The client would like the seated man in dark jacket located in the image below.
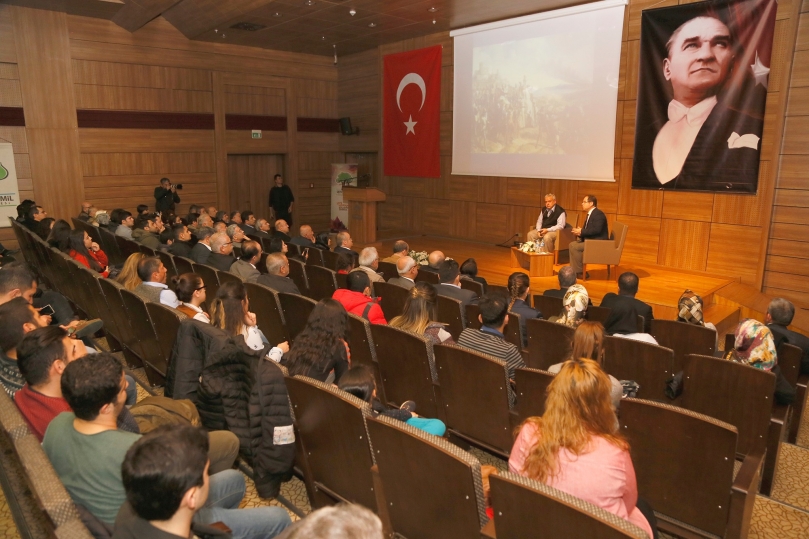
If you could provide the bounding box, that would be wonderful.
[767,298,809,374]
[206,232,236,272]
[435,259,478,311]
[190,227,215,265]
[599,272,653,333]
[289,224,315,248]
[168,223,193,258]
[257,253,301,295]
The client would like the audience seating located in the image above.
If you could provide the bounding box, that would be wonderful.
[415,269,439,285]
[433,344,516,457]
[651,319,716,373]
[216,269,242,286]
[0,389,95,538]
[581,220,628,281]
[486,471,648,539]
[369,324,442,419]
[376,261,397,281]
[460,279,484,296]
[283,375,378,511]
[98,278,143,369]
[525,319,574,370]
[287,258,309,296]
[435,295,466,340]
[278,292,317,343]
[191,263,220,301]
[532,294,563,320]
[780,343,809,444]
[321,249,340,270]
[682,354,784,495]
[335,272,347,289]
[586,304,610,325]
[258,252,269,274]
[156,250,178,281]
[514,367,554,421]
[172,255,194,276]
[602,336,674,402]
[72,217,104,251]
[243,283,288,345]
[138,244,156,257]
[373,282,409,322]
[304,264,337,301]
[115,235,140,260]
[466,304,482,330]
[346,313,386,405]
[120,289,165,386]
[286,242,301,257]
[145,302,187,385]
[97,226,124,265]
[464,304,525,352]
[305,248,324,267]
[365,415,488,539]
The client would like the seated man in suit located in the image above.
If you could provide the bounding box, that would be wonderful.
[230,241,262,283]
[206,232,236,272]
[420,251,444,274]
[600,272,654,333]
[273,220,292,243]
[457,294,525,382]
[435,259,478,311]
[257,253,301,295]
[255,218,273,239]
[241,211,258,236]
[767,298,809,374]
[387,256,418,290]
[190,227,215,265]
[334,231,359,258]
[568,195,609,278]
[381,240,409,263]
[289,225,315,248]
[168,224,193,258]
[349,247,384,284]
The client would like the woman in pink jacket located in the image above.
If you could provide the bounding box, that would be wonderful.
[509,358,657,539]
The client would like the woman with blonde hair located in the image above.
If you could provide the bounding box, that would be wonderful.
[116,252,146,290]
[390,282,454,345]
[509,358,656,538]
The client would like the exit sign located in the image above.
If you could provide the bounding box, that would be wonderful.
[251,130,262,139]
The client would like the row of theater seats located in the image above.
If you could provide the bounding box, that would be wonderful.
[9,218,809,539]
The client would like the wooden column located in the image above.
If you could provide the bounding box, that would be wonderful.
[12,6,83,221]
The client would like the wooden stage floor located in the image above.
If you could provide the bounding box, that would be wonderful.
[367,235,739,325]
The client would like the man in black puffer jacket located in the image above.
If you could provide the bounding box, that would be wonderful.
[196,339,295,498]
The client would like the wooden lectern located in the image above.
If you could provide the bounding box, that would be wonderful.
[342,187,386,244]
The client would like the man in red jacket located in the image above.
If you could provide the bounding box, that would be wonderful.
[332,271,387,325]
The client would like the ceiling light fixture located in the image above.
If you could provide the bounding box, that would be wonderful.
[273,12,281,17]
[214,28,218,33]
[428,7,437,12]
[321,36,326,40]
[368,22,376,27]
[349,8,356,16]
[432,19,437,24]
[305,0,314,5]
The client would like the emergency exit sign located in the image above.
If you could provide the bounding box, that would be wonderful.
[251,130,262,139]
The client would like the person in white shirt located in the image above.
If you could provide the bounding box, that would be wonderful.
[526,194,566,252]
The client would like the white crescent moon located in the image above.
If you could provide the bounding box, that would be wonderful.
[396,73,426,112]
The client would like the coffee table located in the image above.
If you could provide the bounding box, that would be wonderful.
[510,247,554,277]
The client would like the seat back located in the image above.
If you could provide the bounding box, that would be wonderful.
[145,302,187,383]
[335,272,347,289]
[98,226,124,265]
[173,255,194,276]
[505,311,525,350]
[284,375,377,511]
[376,261,397,281]
[466,304,482,329]
[621,398,738,537]
[304,264,338,301]
[156,250,178,281]
[191,263,220,302]
[243,283,288,345]
[531,295,563,321]
[651,319,716,373]
[139,244,156,257]
[460,279,484,296]
[72,217,104,248]
[366,415,486,539]
[434,344,514,455]
[415,269,439,284]
[586,305,611,325]
[286,242,301,257]
[217,270,242,286]
[525,319,574,370]
[99,278,141,368]
[115,235,140,259]
[489,472,648,539]
[514,367,554,420]
[322,249,340,270]
[120,289,164,386]
[346,313,385,402]
[370,324,440,418]
[374,282,409,322]
[287,258,309,296]
[305,247,324,267]
[436,295,466,340]
[278,292,317,343]
[682,354,774,455]
[777,343,802,388]
[602,336,674,402]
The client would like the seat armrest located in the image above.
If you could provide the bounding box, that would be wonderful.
[481,518,497,539]
[371,465,394,538]
[727,452,763,539]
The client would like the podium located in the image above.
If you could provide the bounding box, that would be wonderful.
[342,187,386,244]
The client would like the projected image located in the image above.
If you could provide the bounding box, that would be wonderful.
[472,34,593,155]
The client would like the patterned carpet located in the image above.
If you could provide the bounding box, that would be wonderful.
[2,344,809,538]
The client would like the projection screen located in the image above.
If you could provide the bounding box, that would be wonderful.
[451,0,627,181]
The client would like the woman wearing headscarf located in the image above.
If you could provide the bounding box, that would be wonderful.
[677,290,716,331]
[603,300,658,345]
[725,319,795,405]
[553,284,589,328]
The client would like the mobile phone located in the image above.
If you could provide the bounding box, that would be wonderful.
[302,248,309,257]
[38,304,55,317]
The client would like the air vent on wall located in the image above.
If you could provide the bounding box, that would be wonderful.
[230,22,267,31]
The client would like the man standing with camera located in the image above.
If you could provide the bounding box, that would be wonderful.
[154,177,181,214]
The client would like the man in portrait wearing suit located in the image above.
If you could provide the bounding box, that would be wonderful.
[633,15,763,193]
[435,259,478,311]
[568,195,608,279]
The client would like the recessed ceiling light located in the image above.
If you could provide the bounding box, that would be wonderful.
[349,8,356,16]
[273,12,281,17]
[428,7,437,12]
[368,22,376,27]
[432,19,437,24]
[321,36,326,40]
[305,0,315,5]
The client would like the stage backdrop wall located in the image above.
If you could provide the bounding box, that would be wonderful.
[338,0,808,306]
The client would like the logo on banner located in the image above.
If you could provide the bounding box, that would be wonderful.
[0,163,7,181]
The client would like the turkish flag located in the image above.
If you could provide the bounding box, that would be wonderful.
[383,45,442,178]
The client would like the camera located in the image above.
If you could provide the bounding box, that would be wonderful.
[173,183,183,190]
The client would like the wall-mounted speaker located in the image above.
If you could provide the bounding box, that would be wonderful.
[339,117,359,136]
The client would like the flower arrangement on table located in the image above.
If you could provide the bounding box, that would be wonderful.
[518,242,540,253]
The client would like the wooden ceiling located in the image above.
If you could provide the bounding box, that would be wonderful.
[5,0,588,56]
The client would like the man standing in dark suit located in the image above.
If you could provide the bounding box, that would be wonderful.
[154,178,180,214]
[257,253,301,295]
[435,260,478,311]
[600,272,654,333]
[568,195,608,278]
[767,298,809,375]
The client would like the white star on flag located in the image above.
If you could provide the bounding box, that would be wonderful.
[404,115,417,135]
[750,51,770,89]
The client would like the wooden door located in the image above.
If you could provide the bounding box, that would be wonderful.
[226,154,284,214]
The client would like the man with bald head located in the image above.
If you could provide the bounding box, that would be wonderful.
[381,240,409,263]
[273,220,292,243]
[257,253,301,295]
[419,251,445,274]
[387,256,418,290]
[634,14,763,192]
[290,224,315,248]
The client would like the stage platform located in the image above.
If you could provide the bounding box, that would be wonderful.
[367,235,743,337]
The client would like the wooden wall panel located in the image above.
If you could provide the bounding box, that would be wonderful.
[74,85,213,112]
[706,224,762,285]
[224,85,286,116]
[80,128,215,153]
[0,6,17,64]
[657,220,711,272]
[616,214,661,264]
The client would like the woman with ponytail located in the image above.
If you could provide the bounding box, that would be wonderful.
[172,273,210,323]
[509,358,657,539]
[390,281,454,345]
[507,272,541,347]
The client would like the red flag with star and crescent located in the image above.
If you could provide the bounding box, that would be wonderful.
[383,45,442,178]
